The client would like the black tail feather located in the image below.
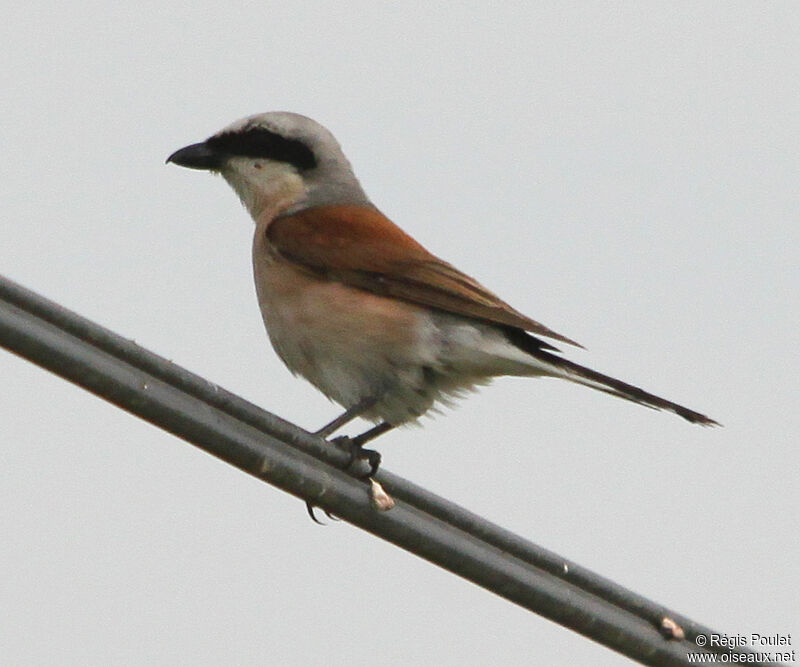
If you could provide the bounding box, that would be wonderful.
[531,349,720,427]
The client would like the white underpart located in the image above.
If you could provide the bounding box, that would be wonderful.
[343,312,570,425]
[255,267,570,425]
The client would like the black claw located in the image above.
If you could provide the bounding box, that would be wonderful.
[305,501,326,525]
[339,439,382,477]
[362,448,382,478]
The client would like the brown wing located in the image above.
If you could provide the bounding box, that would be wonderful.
[266,204,582,349]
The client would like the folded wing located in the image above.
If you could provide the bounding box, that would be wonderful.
[266,204,582,350]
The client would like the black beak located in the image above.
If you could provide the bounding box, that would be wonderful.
[166,142,223,170]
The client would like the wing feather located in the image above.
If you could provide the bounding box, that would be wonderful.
[266,204,582,349]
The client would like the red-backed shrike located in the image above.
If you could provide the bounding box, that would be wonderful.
[168,112,718,469]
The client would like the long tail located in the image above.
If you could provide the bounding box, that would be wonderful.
[530,348,720,426]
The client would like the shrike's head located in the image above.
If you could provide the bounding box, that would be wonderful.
[167,112,370,220]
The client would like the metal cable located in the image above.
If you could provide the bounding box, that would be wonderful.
[0,275,772,666]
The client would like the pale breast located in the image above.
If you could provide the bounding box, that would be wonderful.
[252,227,441,415]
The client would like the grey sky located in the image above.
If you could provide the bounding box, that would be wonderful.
[1,2,798,665]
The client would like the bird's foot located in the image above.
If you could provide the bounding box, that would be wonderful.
[331,435,382,478]
[304,425,389,523]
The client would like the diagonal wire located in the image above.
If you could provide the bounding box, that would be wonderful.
[0,275,775,667]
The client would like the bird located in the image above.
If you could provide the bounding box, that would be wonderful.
[167,111,719,475]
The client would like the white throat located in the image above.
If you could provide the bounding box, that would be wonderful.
[221,158,306,222]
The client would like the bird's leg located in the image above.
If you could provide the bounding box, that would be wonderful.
[313,397,377,438]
